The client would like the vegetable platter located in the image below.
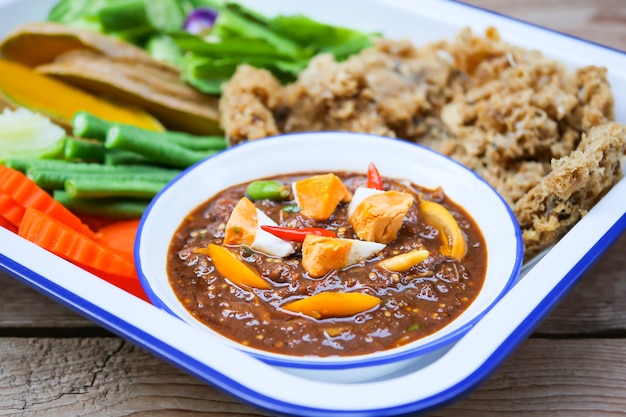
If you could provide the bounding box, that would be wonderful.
[1,0,626,416]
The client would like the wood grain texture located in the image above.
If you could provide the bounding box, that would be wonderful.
[462,0,626,52]
[0,337,625,416]
[0,0,625,416]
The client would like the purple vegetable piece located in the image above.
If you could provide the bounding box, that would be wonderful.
[184,7,219,35]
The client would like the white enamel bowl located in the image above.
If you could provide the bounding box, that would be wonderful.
[136,132,523,383]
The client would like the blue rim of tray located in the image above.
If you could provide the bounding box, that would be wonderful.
[1,0,625,415]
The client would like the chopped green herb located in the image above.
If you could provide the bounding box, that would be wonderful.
[281,204,301,213]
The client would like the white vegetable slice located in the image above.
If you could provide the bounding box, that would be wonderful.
[0,107,66,160]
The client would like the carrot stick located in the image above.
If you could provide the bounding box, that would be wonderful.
[76,213,119,232]
[0,192,25,227]
[95,218,141,262]
[0,212,18,233]
[17,207,149,301]
[18,207,136,279]
[0,165,95,238]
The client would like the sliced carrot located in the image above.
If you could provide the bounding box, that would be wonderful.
[18,207,136,278]
[0,165,95,238]
[0,212,18,233]
[0,192,25,227]
[76,213,120,232]
[17,207,149,302]
[95,218,141,262]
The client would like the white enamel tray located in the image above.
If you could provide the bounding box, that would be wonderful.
[1,0,625,415]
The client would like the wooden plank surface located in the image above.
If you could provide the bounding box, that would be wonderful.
[1,0,625,415]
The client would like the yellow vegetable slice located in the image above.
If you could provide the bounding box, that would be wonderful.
[0,59,163,132]
[205,243,271,290]
[282,291,380,319]
[378,248,430,272]
[419,198,467,260]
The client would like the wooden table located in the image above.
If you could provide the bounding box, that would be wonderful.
[1,1,625,415]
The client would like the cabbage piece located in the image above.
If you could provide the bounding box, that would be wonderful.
[0,107,66,162]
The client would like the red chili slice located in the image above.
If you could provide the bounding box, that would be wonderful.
[260,225,337,242]
[367,162,384,190]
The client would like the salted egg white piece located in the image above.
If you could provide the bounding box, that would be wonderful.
[347,186,384,217]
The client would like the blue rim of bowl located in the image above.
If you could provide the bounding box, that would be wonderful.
[135,132,524,371]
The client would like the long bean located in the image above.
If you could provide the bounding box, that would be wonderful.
[64,176,170,199]
[105,125,219,168]
[72,111,112,141]
[73,111,227,150]
[23,159,180,189]
[53,190,150,219]
[64,136,105,162]
[103,149,153,166]
[20,158,180,174]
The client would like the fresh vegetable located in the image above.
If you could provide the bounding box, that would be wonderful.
[378,248,430,272]
[0,192,24,229]
[72,110,115,140]
[73,111,227,151]
[94,218,141,262]
[367,162,384,190]
[64,176,170,199]
[0,211,17,233]
[64,136,105,162]
[260,225,337,243]
[53,190,150,219]
[18,206,133,276]
[45,0,379,94]
[184,7,219,35]
[245,180,290,201]
[418,197,467,260]
[0,59,163,132]
[20,159,181,189]
[103,149,152,166]
[201,243,271,290]
[0,107,66,162]
[105,124,220,168]
[18,207,148,301]
[145,35,185,68]
[282,291,381,319]
[0,165,95,238]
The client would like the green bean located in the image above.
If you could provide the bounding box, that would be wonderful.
[53,190,150,219]
[20,158,179,174]
[64,136,105,162]
[64,176,170,199]
[1,158,31,173]
[105,125,219,168]
[103,149,153,166]
[72,111,113,141]
[159,131,227,151]
[28,168,179,191]
[23,159,179,189]
[246,180,290,201]
[73,111,227,151]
